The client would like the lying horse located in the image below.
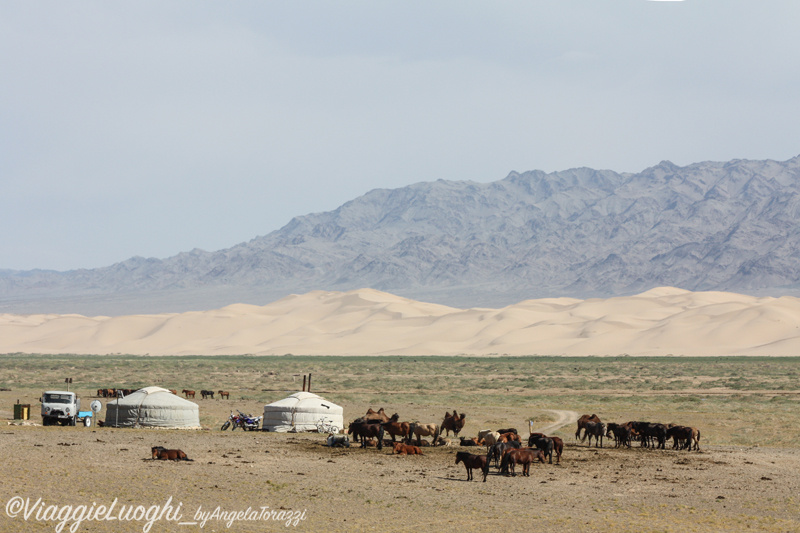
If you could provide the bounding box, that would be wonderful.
[326,434,350,447]
[499,448,545,476]
[459,437,480,447]
[392,442,423,455]
[455,451,488,482]
[151,446,193,461]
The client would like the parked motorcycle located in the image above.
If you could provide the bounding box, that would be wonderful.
[220,411,240,431]
[238,411,262,431]
[221,411,261,431]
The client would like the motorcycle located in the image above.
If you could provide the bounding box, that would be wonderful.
[220,411,240,431]
[221,411,262,431]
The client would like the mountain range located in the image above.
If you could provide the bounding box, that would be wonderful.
[2,155,800,316]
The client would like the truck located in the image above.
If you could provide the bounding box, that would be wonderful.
[40,391,92,427]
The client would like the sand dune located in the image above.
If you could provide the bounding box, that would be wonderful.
[1,287,799,356]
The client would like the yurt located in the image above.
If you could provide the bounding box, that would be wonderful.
[262,391,343,432]
[104,386,201,429]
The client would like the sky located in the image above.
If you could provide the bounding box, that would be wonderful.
[2,1,799,271]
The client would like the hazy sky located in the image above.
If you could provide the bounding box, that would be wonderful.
[2,1,799,271]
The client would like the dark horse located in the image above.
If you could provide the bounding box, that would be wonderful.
[583,421,606,448]
[486,441,521,469]
[455,451,488,482]
[348,420,385,450]
[151,446,193,461]
[527,435,554,464]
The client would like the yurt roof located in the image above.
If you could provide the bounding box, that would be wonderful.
[110,387,197,408]
[264,391,342,411]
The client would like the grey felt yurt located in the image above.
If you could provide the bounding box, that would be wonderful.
[262,391,343,432]
[104,386,201,429]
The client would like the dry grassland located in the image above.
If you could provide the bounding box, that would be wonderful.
[2,354,800,532]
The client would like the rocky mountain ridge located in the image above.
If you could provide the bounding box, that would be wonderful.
[2,155,800,315]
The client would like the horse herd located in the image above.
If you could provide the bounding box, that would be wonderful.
[95,388,230,400]
[346,408,702,482]
[575,414,702,451]
[346,408,467,450]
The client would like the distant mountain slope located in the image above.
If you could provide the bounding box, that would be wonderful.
[2,155,800,315]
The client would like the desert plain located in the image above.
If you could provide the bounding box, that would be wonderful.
[2,353,800,533]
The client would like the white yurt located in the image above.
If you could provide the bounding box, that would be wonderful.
[104,386,201,429]
[262,391,343,432]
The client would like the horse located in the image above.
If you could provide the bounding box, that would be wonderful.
[527,435,554,464]
[497,428,518,435]
[200,390,214,400]
[409,422,439,446]
[576,414,601,442]
[631,421,667,449]
[217,390,230,399]
[527,433,562,463]
[441,410,466,437]
[435,436,452,447]
[666,425,694,450]
[498,432,521,443]
[499,448,545,476]
[486,441,522,469]
[151,446,193,461]
[168,389,177,395]
[455,451,488,482]
[382,414,411,443]
[606,422,632,448]
[584,421,606,448]
[459,437,480,446]
[392,442,423,455]
[365,408,390,424]
[348,420,385,449]
[689,427,701,451]
[478,430,500,447]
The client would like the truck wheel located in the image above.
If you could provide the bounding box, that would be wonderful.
[42,416,51,426]
[70,417,77,427]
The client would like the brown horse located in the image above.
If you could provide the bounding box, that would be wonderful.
[382,414,411,442]
[441,410,466,437]
[392,442,424,455]
[151,446,193,461]
[168,389,177,395]
[455,451,488,482]
[498,432,521,443]
[575,414,601,442]
[182,389,195,399]
[217,390,230,399]
[500,448,545,476]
